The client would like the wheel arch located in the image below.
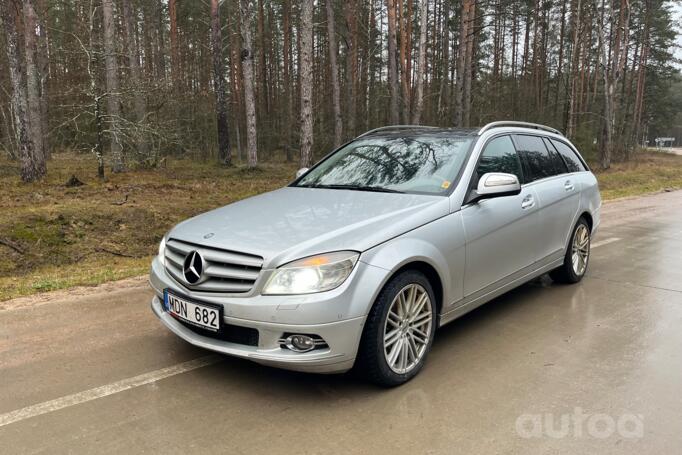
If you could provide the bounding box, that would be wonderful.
[362,239,453,317]
[580,211,593,232]
[390,261,444,316]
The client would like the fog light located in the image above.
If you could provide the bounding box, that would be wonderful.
[285,334,316,353]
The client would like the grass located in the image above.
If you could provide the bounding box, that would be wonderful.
[0,152,297,301]
[590,151,682,200]
[1,150,681,301]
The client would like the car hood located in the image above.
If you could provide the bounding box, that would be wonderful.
[168,187,449,268]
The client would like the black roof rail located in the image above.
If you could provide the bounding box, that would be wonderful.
[478,121,563,136]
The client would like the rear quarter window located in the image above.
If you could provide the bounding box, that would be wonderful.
[513,134,563,182]
[549,139,587,172]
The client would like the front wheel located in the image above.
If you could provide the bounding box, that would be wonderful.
[550,217,591,284]
[356,270,437,387]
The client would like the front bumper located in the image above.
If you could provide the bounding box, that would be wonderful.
[151,296,363,373]
[149,256,388,373]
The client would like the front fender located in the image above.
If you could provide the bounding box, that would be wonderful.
[359,214,465,315]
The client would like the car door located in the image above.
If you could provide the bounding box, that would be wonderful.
[513,134,580,265]
[461,135,541,297]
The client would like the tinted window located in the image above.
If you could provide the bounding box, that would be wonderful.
[477,135,523,182]
[514,135,560,181]
[549,139,586,172]
[542,138,569,174]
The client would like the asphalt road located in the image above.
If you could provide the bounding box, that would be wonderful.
[2,191,682,454]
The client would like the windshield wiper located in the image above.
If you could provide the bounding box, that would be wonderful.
[299,183,405,194]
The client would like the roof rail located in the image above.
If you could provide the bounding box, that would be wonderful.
[357,125,439,138]
[478,121,563,136]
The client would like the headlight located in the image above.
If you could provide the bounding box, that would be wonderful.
[262,251,359,295]
[158,235,167,266]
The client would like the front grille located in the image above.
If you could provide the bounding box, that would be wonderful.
[165,238,263,294]
[178,320,259,347]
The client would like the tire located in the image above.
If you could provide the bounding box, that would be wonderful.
[550,217,591,284]
[356,269,437,387]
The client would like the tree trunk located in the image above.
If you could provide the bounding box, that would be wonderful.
[101,0,124,172]
[398,0,412,122]
[151,0,166,81]
[326,0,343,147]
[595,0,629,169]
[299,0,314,167]
[239,0,258,168]
[1,0,45,182]
[256,0,270,121]
[386,0,400,124]
[22,0,47,174]
[437,0,450,118]
[344,0,358,137]
[412,0,428,124]
[454,0,472,126]
[122,0,149,160]
[36,0,49,159]
[169,0,179,90]
[210,0,231,165]
[282,0,293,161]
[566,0,581,138]
[463,0,475,126]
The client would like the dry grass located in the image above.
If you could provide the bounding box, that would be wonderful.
[0,150,680,301]
[0,153,297,300]
[590,151,682,200]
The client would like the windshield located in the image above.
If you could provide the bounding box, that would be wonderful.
[294,135,474,195]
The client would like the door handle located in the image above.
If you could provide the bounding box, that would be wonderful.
[521,195,535,209]
[564,180,575,191]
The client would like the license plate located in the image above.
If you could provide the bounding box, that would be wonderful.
[164,290,222,332]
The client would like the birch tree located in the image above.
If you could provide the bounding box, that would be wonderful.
[299,0,314,167]
[101,0,124,172]
[121,0,149,160]
[240,0,258,167]
[22,0,46,172]
[1,0,45,181]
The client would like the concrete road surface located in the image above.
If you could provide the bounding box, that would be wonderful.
[2,190,682,454]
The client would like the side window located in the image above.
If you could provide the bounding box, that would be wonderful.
[477,135,523,182]
[514,134,560,182]
[542,138,569,174]
[549,139,586,173]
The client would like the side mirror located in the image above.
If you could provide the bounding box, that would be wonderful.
[296,167,309,179]
[466,172,521,204]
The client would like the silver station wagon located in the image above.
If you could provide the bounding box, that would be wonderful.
[149,121,601,386]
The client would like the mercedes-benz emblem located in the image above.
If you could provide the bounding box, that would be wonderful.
[183,250,204,284]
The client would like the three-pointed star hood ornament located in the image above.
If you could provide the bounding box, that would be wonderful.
[183,250,204,284]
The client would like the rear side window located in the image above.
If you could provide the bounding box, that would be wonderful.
[549,139,586,172]
[477,135,523,182]
[514,134,563,182]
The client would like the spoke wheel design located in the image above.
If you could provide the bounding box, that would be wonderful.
[383,283,433,375]
[571,224,590,276]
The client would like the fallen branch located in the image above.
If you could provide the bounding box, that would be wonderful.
[111,194,129,206]
[0,238,24,254]
[95,247,136,258]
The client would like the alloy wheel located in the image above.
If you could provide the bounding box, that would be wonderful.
[571,224,590,276]
[383,283,433,374]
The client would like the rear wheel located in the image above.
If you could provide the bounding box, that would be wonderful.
[356,270,436,387]
[550,217,591,284]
